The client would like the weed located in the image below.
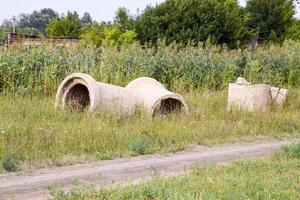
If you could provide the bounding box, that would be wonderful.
[130,131,151,155]
[2,151,21,172]
[282,143,300,159]
[0,90,299,170]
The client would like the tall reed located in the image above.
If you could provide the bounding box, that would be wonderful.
[0,40,300,96]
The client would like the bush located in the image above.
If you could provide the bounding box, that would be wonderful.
[135,0,245,47]
[2,151,21,172]
[46,11,81,38]
[80,23,104,47]
[130,132,151,155]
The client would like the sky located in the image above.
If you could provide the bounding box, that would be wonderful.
[0,0,299,23]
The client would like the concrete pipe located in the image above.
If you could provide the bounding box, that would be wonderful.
[126,77,189,116]
[56,73,188,116]
[228,83,272,112]
[55,73,136,115]
[227,77,288,112]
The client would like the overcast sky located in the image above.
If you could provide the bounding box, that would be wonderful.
[0,0,299,23]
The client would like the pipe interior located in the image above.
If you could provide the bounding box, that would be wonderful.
[154,98,184,116]
[65,83,90,111]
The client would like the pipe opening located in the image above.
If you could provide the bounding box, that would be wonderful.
[65,84,90,111]
[154,98,184,116]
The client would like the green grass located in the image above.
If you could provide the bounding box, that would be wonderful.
[1,90,300,172]
[49,143,300,200]
[1,41,300,172]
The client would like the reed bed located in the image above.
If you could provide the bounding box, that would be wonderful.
[0,40,300,96]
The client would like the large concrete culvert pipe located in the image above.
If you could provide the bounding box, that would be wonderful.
[56,73,189,116]
[126,77,189,116]
[55,73,136,115]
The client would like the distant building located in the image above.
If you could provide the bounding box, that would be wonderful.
[5,32,80,47]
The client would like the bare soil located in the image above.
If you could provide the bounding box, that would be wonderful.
[0,139,295,200]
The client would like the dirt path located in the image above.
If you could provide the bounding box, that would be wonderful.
[0,139,295,200]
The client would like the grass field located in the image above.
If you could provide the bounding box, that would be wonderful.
[49,143,300,200]
[1,41,300,172]
[1,89,300,172]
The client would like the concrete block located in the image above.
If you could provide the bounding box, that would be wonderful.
[227,77,288,112]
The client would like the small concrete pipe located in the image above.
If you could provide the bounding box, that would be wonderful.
[56,73,188,116]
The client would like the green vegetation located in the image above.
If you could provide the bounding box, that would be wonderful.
[0,3,299,199]
[103,25,137,46]
[114,7,135,32]
[18,8,59,33]
[0,89,300,172]
[1,41,300,96]
[75,22,137,47]
[46,12,82,38]
[245,0,295,42]
[1,151,21,172]
[80,23,104,47]
[44,9,137,44]
[0,26,8,45]
[134,0,299,46]
[49,143,300,200]
[1,8,58,37]
[136,0,245,46]
[1,40,300,172]
[2,0,299,47]
[286,19,300,40]
[282,142,300,158]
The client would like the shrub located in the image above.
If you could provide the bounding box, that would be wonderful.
[80,23,104,47]
[46,11,81,38]
[130,132,151,155]
[2,151,21,172]
[135,0,245,47]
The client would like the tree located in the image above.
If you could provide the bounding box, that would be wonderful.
[81,12,94,26]
[114,7,135,31]
[119,30,137,44]
[245,0,296,42]
[80,23,137,47]
[80,23,104,47]
[46,11,81,37]
[135,0,245,47]
[101,25,136,45]
[1,19,13,29]
[285,19,300,40]
[18,8,58,33]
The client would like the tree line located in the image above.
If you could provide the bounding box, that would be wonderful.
[1,0,300,47]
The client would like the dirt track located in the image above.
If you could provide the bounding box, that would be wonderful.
[0,140,295,200]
